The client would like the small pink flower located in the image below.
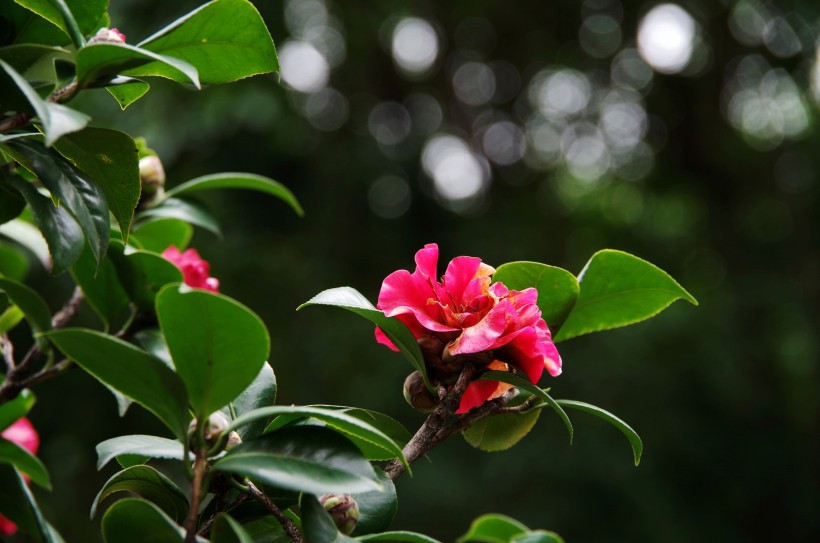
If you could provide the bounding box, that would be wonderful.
[162,246,220,292]
[0,417,40,536]
[376,244,561,414]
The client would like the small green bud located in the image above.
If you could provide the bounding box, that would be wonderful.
[138,155,166,206]
[320,493,360,535]
[403,371,439,413]
[188,411,230,450]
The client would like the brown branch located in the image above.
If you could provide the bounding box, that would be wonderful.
[184,448,207,543]
[246,481,302,543]
[0,288,84,403]
[0,81,78,136]
[432,389,518,444]
[384,362,480,480]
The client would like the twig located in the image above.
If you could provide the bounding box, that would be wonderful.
[184,448,207,543]
[384,362,479,480]
[246,481,302,543]
[0,288,84,403]
[432,388,518,444]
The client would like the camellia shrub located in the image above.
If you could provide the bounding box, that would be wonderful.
[0,1,698,542]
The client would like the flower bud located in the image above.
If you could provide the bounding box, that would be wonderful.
[225,431,242,451]
[89,27,126,44]
[403,371,439,412]
[320,493,360,535]
[188,412,230,450]
[138,155,166,206]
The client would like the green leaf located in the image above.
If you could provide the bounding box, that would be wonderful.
[554,250,698,342]
[1,167,84,274]
[106,77,151,109]
[462,396,541,452]
[51,127,140,240]
[0,59,90,145]
[230,405,408,473]
[6,141,109,266]
[351,471,397,536]
[96,434,185,470]
[0,305,25,334]
[0,217,50,267]
[0,388,35,431]
[357,532,442,543]
[165,173,303,217]
[0,276,51,333]
[107,243,183,310]
[134,0,278,85]
[510,531,565,543]
[69,244,131,330]
[0,437,50,488]
[220,362,277,440]
[131,218,193,253]
[9,0,108,43]
[137,197,220,235]
[555,399,643,466]
[457,514,529,543]
[76,42,200,88]
[0,180,26,225]
[479,371,573,443]
[101,498,185,543]
[212,514,254,543]
[0,45,69,73]
[156,284,270,418]
[0,241,28,280]
[301,493,357,543]
[492,262,579,329]
[0,465,61,542]
[0,1,68,46]
[213,426,381,495]
[91,465,189,522]
[132,328,173,368]
[299,287,430,389]
[46,328,190,440]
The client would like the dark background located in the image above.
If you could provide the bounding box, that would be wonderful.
[17,0,820,541]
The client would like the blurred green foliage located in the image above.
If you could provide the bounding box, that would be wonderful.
[16,0,819,541]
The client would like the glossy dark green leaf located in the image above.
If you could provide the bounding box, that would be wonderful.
[0,0,69,46]
[69,244,131,329]
[220,362,277,439]
[232,406,408,472]
[299,287,430,389]
[479,371,573,443]
[1,170,84,274]
[106,76,150,109]
[133,0,278,84]
[492,262,579,329]
[213,426,381,495]
[238,515,291,543]
[77,42,200,88]
[91,465,189,522]
[96,434,185,470]
[10,0,108,42]
[301,493,358,543]
[555,250,698,342]
[6,141,109,265]
[211,514,254,543]
[510,531,565,543]
[0,180,26,225]
[131,218,193,254]
[555,399,643,466]
[132,328,173,368]
[0,465,61,542]
[0,241,28,280]
[0,45,69,73]
[0,388,35,431]
[351,471,397,536]
[165,173,303,217]
[108,243,183,310]
[52,127,140,239]
[0,59,89,145]
[0,437,50,488]
[457,514,529,543]
[462,394,541,452]
[156,284,270,418]
[357,532,442,543]
[101,498,185,543]
[46,328,190,439]
[0,276,51,332]
[137,197,220,235]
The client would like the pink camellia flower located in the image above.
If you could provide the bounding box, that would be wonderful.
[376,243,561,414]
[162,246,220,292]
[0,417,40,536]
[89,27,126,44]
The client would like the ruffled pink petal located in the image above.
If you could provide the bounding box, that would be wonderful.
[449,299,514,355]
[374,327,399,351]
[414,244,440,283]
[378,270,458,333]
[2,417,39,455]
[442,256,482,302]
[456,379,500,414]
